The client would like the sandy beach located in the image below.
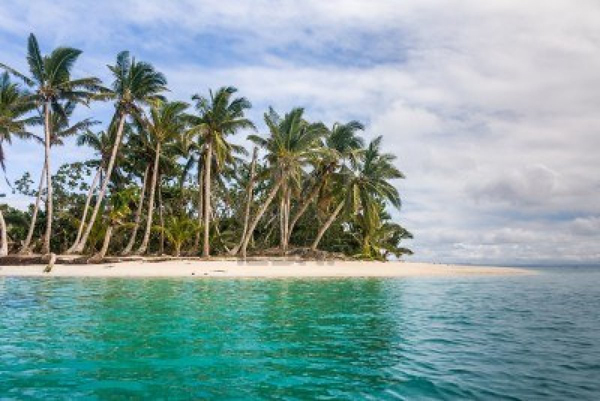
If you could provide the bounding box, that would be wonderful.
[0,260,534,278]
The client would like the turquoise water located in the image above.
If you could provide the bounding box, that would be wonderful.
[1,268,599,400]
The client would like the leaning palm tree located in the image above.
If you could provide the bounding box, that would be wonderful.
[136,100,188,254]
[66,129,114,252]
[0,72,37,256]
[88,187,134,263]
[238,107,326,257]
[0,33,101,254]
[68,50,167,254]
[287,120,364,244]
[229,146,259,255]
[187,87,254,257]
[20,101,99,254]
[179,136,204,249]
[120,129,153,255]
[311,136,404,251]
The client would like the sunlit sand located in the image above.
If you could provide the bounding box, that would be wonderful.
[0,260,534,278]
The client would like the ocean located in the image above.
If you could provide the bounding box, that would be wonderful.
[1,267,599,399]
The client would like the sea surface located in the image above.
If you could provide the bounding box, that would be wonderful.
[1,267,599,400]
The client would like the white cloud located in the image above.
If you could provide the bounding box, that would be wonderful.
[1,0,599,264]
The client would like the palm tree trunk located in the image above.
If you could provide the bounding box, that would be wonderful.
[202,140,212,257]
[287,180,323,244]
[279,190,285,251]
[193,162,203,251]
[284,187,291,251]
[20,162,46,254]
[122,165,149,255]
[158,175,165,255]
[0,208,8,257]
[137,142,160,254]
[41,102,53,255]
[90,224,113,262]
[239,176,285,258]
[311,200,344,251]
[69,113,127,254]
[279,185,291,253]
[362,235,371,257]
[262,214,277,247]
[208,199,230,254]
[230,146,258,255]
[67,164,102,254]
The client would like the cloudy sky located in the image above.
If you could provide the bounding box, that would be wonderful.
[1,0,599,265]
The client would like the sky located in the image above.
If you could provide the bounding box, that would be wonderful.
[1,0,599,265]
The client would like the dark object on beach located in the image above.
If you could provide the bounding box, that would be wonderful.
[43,253,56,273]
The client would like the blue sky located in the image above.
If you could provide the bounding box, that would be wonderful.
[1,0,599,265]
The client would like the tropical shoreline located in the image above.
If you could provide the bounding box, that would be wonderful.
[0,260,534,278]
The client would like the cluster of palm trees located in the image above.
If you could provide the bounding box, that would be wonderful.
[0,34,412,261]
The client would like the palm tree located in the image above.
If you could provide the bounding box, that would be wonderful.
[353,205,413,260]
[0,72,37,256]
[311,136,404,251]
[287,120,364,244]
[187,87,254,257]
[230,146,258,255]
[136,100,188,254]
[20,101,99,254]
[159,215,199,257]
[68,50,167,254]
[179,137,204,249]
[238,107,326,257]
[0,33,100,254]
[88,188,134,262]
[118,123,158,255]
[121,166,149,255]
[65,129,114,252]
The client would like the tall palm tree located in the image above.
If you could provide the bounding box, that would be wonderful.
[20,101,99,254]
[120,140,150,255]
[238,107,326,257]
[311,136,404,251]
[187,87,254,257]
[136,100,188,254]
[229,146,258,255]
[0,33,100,254]
[68,50,167,254]
[0,72,37,256]
[118,122,164,255]
[67,129,114,252]
[179,137,204,249]
[287,120,364,244]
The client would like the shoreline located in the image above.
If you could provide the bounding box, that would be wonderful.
[0,260,535,278]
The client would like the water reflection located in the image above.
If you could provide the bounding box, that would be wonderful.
[1,274,599,400]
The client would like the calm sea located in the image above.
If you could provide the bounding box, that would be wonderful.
[1,267,599,400]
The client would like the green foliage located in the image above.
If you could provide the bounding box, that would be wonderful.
[155,215,200,256]
[0,35,412,260]
[0,72,38,171]
[1,204,29,250]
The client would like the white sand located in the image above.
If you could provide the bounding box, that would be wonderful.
[0,260,534,278]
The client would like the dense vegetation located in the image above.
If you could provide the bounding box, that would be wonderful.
[0,34,412,261]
